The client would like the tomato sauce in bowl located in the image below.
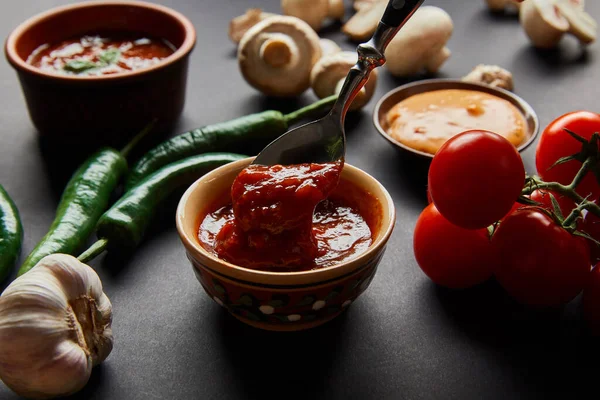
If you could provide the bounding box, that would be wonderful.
[27,33,175,76]
[197,162,378,271]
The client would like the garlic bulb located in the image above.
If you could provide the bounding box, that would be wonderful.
[0,253,113,399]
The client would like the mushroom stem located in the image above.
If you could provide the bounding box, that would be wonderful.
[259,35,296,68]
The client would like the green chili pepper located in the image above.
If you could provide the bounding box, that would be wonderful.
[125,95,337,190]
[17,149,127,276]
[78,153,246,262]
[17,123,154,276]
[0,185,23,282]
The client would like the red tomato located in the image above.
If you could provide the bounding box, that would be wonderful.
[530,189,576,217]
[535,111,600,199]
[583,264,600,335]
[580,210,600,263]
[413,203,495,289]
[492,209,590,307]
[428,130,525,230]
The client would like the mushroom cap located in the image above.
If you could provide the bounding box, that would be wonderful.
[486,0,510,11]
[343,0,388,42]
[353,0,377,12]
[319,38,342,57]
[519,0,569,48]
[328,0,346,19]
[238,16,322,97]
[486,0,522,11]
[384,6,454,77]
[310,51,378,110]
[281,0,329,31]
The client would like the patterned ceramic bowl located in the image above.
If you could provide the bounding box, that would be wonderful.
[176,157,396,331]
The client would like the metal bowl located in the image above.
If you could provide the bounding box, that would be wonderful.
[372,79,540,160]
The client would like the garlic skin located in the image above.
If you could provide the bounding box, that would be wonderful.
[0,254,113,399]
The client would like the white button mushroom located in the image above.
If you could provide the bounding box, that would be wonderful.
[229,8,277,44]
[319,38,342,58]
[554,0,597,44]
[520,0,570,48]
[462,64,515,91]
[353,0,377,12]
[486,0,522,12]
[238,16,322,97]
[310,51,378,110]
[342,0,387,42]
[281,0,345,31]
[520,0,595,48]
[0,254,113,399]
[383,6,454,77]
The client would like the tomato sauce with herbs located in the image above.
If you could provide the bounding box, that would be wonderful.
[27,33,175,76]
[197,163,377,271]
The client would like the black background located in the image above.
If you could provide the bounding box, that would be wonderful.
[1,0,600,399]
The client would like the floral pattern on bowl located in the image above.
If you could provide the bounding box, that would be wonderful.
[189,249,384,331]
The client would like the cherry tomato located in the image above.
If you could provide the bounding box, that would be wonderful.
[530,189,576,217]
[583,264,600,335]
[580,210,600,263]
[492,209,590,307]
[535,111,600,199]
[413,203,495,289]
[428,130,525,230]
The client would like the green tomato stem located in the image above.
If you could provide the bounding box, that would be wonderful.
[567,157,593,191]
[520,156,600,221]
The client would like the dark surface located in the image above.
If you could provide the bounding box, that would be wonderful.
[1,1,599,399]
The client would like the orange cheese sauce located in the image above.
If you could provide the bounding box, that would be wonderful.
[385,89,528,155]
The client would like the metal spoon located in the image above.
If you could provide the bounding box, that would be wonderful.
[253,0,425,166]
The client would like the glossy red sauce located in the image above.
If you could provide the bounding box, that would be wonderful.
[27,33,175,76]
[198,163,378,271]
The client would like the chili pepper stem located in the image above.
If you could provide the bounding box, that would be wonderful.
[77,238,109,264]
[283,95,338,125]
[120,119,158,159]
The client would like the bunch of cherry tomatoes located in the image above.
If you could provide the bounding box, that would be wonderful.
[413,111,600,334]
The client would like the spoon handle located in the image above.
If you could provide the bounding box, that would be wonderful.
[330,0,424,123]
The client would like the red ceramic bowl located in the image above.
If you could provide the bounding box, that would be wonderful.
[5,1,196,146]
[176,157,396,331]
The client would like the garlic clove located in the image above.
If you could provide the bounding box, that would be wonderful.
[462,64,514,91]
[0,254,113,399]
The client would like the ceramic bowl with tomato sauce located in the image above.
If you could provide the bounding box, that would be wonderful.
[176,158,396,331]
[5,0,196,146]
